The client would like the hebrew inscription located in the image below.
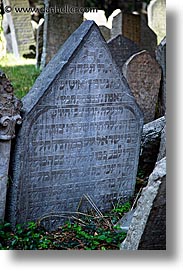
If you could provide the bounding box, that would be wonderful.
[8,21,143,229]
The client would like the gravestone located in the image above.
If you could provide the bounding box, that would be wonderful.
[0,70,22,221]
[156,37,166,116]
[2,0,35,58]
[108,34,140,72]
[99,26,110,41]
[123,50,161,123]
[41,0,84,67]
[111,11,157,56]
[140,16,157,57]
[148,0,166,44]
[8,21,143,230]
[121,157,166,250]
[110,11,122,39]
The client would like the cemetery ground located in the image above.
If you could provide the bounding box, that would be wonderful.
[0,54,148,250]
[0,54,40,99]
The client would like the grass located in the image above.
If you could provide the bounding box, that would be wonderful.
[0,54,40,99]
[0,201,131,250]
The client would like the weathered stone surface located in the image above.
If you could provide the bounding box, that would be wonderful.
[0,70,22,221]
[140,116,165,175]
[0,70,22,140]
[138,174,166,250]
[140,16,157,57]
[116,209,135,233]
[111,12,157,56]
[156,37,166,116]
[0,141,11,221]
[123,50,161,123]
[148,0,166,44]
[8,21,143,230]
[36,19,44,68]
[121,157,166,250]
[99,26,110,41]
[108,34,140,72]
[110,10,122,39]
[157,125,166,161]
[41,0,84,67]
[2,0,35,57]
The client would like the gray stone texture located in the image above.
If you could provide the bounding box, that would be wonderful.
[111,12,157,56]
[36,19,44,68]
[123,50,161,123]
[41,0,84,67]
[156,37,166,116]
[148,0,166,44]
[140,116,165,175]
[157,125,166,161]
[110,11,122,39]
[0,70,22,221]
[2,0,35,57]
[99,26,110,41]
[108,34,140,73]
[0,141,11,221]
[8,21,143,230]
[121,157,166,250]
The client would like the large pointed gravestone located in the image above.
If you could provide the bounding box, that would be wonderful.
[8,21,143,230]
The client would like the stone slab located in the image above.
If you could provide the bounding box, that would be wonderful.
[123,50,161,123]
[108,34,140,72]
[41,0,84,67]
[121,157,166,250]
[8,20,143,230]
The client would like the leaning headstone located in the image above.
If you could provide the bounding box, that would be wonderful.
[148,0,166,44]
[123,50,161,123]
[41,0,84,67]
[156,37,166,116]
[121,157,166,250]
[2,0,35,58]
[108,34,140,72]
[8,21,143,230]
[140,116,166,175]
[111,12,157,56]
[0,70,22,221]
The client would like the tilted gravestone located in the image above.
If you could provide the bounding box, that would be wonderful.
[8,21,143,230]
[2,0,35,58]
[156,37,166,116]
[121,157,166,250]
[41,0,84,67]
[0,70,22,221]
[108,34,140,72]
[123,50,161,123]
